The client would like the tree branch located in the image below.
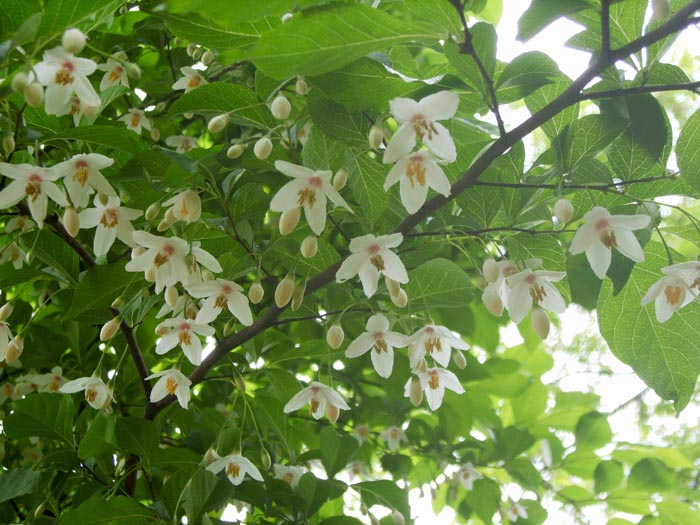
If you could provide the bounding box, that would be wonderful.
[601,0,612,57]
[472,175,676,190]
[578,80,700,101]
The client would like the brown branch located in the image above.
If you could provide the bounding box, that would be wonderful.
[406,228,578,238]
[601,0,612,57]
[472,175,676,190]
[578,80,700,101]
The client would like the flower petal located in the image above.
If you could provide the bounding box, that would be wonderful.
[345,333,374,358]
[614,229,644,262]
[418,91,459,120]
[423,121,456,162]
[586,240,611,279]
[399,170,429,214]
[383,123,416,164]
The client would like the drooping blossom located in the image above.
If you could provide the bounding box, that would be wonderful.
[384,150,451,214]
[206,452,263,486]
[407,324,470,368]
[118,108,151,134]
[147,368,192,409]
[0,321,13,361]
[269,160,351,235]
[458,463,483,491]
[383,91,459,163]
[0,163,68,227]
[172,67,207,93]
[185,241,224,286]
[78,196,142,257]
[274,464,306,488]
[405,368,465,411]
[506,502,529,522]
[353,425,370,444]
[126,232,191,292]
[56,153,115,207]
[569,206,650,279]
[32,47,101,116]
[162,189,201,223]
[283,381,350,421]
[380,426,406,451]
[188,278,253,326]
[30,366,68,393]
[165,135,199,154]
[96,54,129,91]
[60,376,112,409]
[336,233,408,298]
[5,216,36,233]
[505,268,566,324]
[641,270,695,323]
[0,243,26,269]
[345,313,407,378]
[155,315,215,365]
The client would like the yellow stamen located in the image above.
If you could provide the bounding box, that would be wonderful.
[226,462,241,478]
[166,377,178,395]
[373,338,388,354]
[664,285,682,306]
[406,157,427,188]
[297,188,317,208]
[85,387,97,403]
[100,209,119,228]
[370,255,385,271]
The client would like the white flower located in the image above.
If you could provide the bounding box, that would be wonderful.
[505,268,566,324]
[79,196,142,257]
[185,241,223,286]
[641,274,694,323]
[458,463,483,491]
[125,232,190,293]
[155,315,215,365]
[162,189,201,223]
[172,67,207,93]
[60,376,112,409]
[283,381,350,421]
[56,153,115,207]
[118,108,151,134]
[5,216,35,233]
[0,321,13,361]
[384,150,451,214]
[353,425,370,444]
[345,313,407,378]
[165,135,199,153]
[188,278,253,326]
[407,324,470,368]
[270,160,351,235]
[336,233,408,298]
[33,47,100,116]
[380,426,406,451]
[30,366,68,393]
[406,368,465,411]
[507,502,529,522]
[274,464,306,488]
[0,243,26,269]
[96,56,129,91]
[206,453,263,486]
[569,206,650,279]
[658,260,700,290]
[383,91,459,163]
[147,368,192,409]
[0,163,68,227]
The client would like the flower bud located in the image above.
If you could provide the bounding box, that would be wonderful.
[157,218,172,232]
[100,317,121,341]
[201,269,214,281]
[80,102,98,117]
[300,235,318,258]
[452,350,467,369]
[156,102,167,112]
[391,511,405,525]
[62,207,80,237]
[24,83,44,108]
[553,198,574,224]
[62,28,86,54]
[226,144,245,159]
[290,282,305,311]
[326,323,344,349]
[254,137,272,160]
[482,259,500,283]
[223,317,236,336]
[234,374,246,393]
[111,296,125,309]
[385,276,401,298]
[248,281,264,304]
[333,168,348,191]
[202,50,215,65]
[126,63,141,80]
[271,95,292,120]
[145,267,157,282]
[145,203,160,221]
[165,286,179,307]
[475,275,487,290]
[531,308,550,339]
[274,275,295,308]
[280,12,293,22]
[261,449,272,469]
[6,337,24,364]
[11,72,28,93]
[368,125,384,150]
[192,47,203,61]
[131,246,145,259]
[651,0,671,20]
[184,112,193,119]
[2,135,14,157]
[415,357,427,374]
[204,448,217,464]
[150,128,160,141]
[208,113,229,133]
[186,43,197,57]
[409,376,423,407]
[326,403,340,423]
[295,77,309,95]
[279,207,300,235]
[390,289,408,308]
[482,287,503,317]
[0,303,13,321]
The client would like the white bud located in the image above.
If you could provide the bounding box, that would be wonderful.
[184,112,193,119]
[0,303,13,321]
[150,128,160,141]
[157,218,172,232]
[300,235,318,258]
[62,207,80,237]
[254,137,273,160]
[326,323,344,349]
[333,168,348,191]
[482,287,503,317]
[227,144,245,159]
[145,203,160,221]
[281,12,293,22]
[126,63,141,80]
[80,102,98,117]
[186,43,197,57]
[531,308,550,339]
[482,259,500,283]
[24,83,44,108]
[110,296,125,309]
[100,317,121,341]
[368,125,384,150]
[409,376,423,407]
[6,337,24,364]
[155,322,170,336]
[2,135,15,156]
[279,207,300,235]
[131,246,145,260]
[208,113,229,133]
[260,449,271,470]
[62,28,86,54]
[248,281,264,304]
[165,286,179,307]
[553,198,574,224]
[651,0,671,20]
[290,282,305,311]
[295,77,309,95]
[452,350,467,369]
[274,275,295,308]
[192,48,202,61]
[271,95,292,120]
[475,275,487,290]
[11,72,28,93]
[390,288,408,308]
[391,511,405,525]
[202,50,215,65]
[385,276,401,297]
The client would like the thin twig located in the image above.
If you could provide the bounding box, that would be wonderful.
[472,175,676,190]
[579,80,700,101]
[601,0,612,57]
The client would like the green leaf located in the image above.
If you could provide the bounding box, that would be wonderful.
[78,413,119,460]
[445,23,497,97]
[563,114,627,170]
[557,485,594,503]
[518,0,589,41]
[677,108,700,192]
[5,393,76,446]
[251,3,436,79]
[575,412,612,451]
[59,496,157,524]
[495,426,535,461]
[353,480,410,521]
[308,90,372,147]
[183,469,235,523]
[525,77,579,142]
[115,418,159,470]
[44,125,148,154]
[402,0,462,34]
[302,127,346,172]
[37,0,121,42]
[0,0,40,38]
[627,458,676,494]
[20,229,79,285]
[169,83,275,131]
[345,151,387,227]
[318,518,365,525]
[511,380,548,427]
[297,473,334,517]
[496,51,560,102]
[594,460,624,494]
[405,258,474,309]
[0,469,41,504]
[657,501,700,525]
[598,241,700,411]
[465,477,501,523]
[319,426,359,478]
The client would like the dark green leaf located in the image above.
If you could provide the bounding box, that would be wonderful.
[5,393,76,446]
[627,458,676,493]
[466,477,501,523]
[78,413,119,460]
[115,418,159,469]
[308,90,372,147]
[353,480,410,521]
[677,108,700,192]
[405,258,474,309]
[319,426,359,478]
[345,151,387,227]
[518,0,589,41]
[0,469,41,504]
[59,496,157,524]
[594,460,624,494]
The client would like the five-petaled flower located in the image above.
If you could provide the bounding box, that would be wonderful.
[270,160,351,235]
[60,376,112,409]
[147,368,192,409]
[206,452,263,486]
[380,426,406,451]
[405,367,465,411]
[0,163,68,227]
[56,153,116,207]
[505,268,567,324]
[274,464,306,488]
[78,196,142,257]
[641,263,699,323]
[283,381,350,422]
[172,67,207,93]
[407,324,470,368]
[383,91,459,163]
[384,150,451,214]
[96,54,129,91]
[126,232,190,293]
[345,313,407,378]
[336,233,408,298]
[458,463,483,491]
[165,135,199,153]
[119,108,151,134]
[155,315,215,365]
[570,206,650,279]
[188,278,253,326]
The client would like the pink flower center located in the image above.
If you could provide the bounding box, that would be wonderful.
[309,176,322,187]
[221,284,233,294]
[595,219,617,248]
[368,244,380,254]
[311,385,321,394]
[410,113,438,141]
